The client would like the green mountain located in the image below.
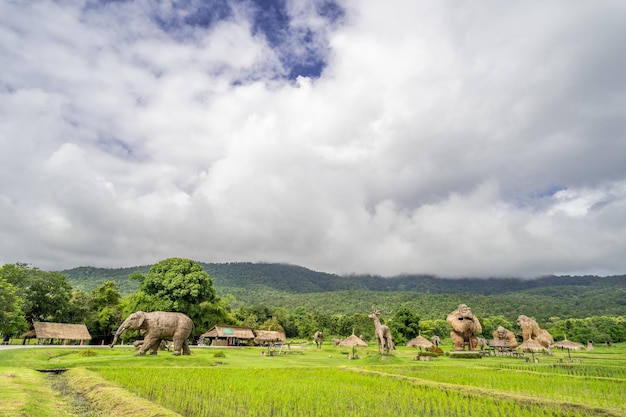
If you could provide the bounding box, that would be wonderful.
[61,262,626,322]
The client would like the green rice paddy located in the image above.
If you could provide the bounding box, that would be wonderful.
[1,343,625,416]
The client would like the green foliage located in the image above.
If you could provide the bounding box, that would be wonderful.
[78,349,97,357]
[545,316,626,343]
[140,258,217,311]
[0,274,28,336]
[87,281,124,341]
[449,351,482,359]
[417,351,441,357]
[480,315,514,338]
[418,319,449,338]
[1,263,73,324]
[63,265,147,294]
[259,316,285,333]
[388,307,420,345]
[291,307,318,338]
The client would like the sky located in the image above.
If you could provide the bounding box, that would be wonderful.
[1,0,626,278]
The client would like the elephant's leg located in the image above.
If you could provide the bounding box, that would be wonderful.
[182,340,191,355]
[172,338,184,356]
[148,339,162,355]
[138,336,159,355]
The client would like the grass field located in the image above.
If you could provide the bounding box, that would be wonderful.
[1,342,625,416]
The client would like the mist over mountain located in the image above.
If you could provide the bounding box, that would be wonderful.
[62,262,625,294]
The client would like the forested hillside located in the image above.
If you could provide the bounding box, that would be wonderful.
[61,262,626,323]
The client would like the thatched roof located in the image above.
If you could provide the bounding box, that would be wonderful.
[21,329,36,338]
[518,338,546,352]
[339,334,368,348]
[254,330,286,343]
[200,325,255,340]
[407,335,434,349]
[553,339,585,350]
[30,322,91,340]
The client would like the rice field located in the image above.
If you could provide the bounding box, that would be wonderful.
[2,343,625,417]
[95,366,592,417]
[88,344,626,417]
[365,363,626,414]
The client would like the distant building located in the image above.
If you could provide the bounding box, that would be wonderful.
[200,325,255,346]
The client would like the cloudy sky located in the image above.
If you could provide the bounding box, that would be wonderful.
[1,0,625,278]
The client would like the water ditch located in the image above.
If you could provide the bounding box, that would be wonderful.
[39,369,100,417]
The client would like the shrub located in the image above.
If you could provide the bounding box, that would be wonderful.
[78,349,97,357]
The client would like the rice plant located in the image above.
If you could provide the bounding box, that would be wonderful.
[95,367,600,417]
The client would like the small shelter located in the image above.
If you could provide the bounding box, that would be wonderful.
[254,330,286,344]
[518,338,546,352]
[339,333,368,359]
[407,335,434,351]
[254,330,287,356]
[518,338,546,362]
[553,338,585,360]
[200,325,255,346]
[23,322,91,345]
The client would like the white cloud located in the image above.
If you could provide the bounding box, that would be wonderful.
[1,0,626,277]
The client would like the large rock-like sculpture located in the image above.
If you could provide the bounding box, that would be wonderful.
[492,325,518,348]
[447,304,483,350]
[516,315,554,348]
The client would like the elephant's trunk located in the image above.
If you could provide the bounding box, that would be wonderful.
[110,322,128,348]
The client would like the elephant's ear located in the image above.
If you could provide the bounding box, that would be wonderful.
[136,311,146,328]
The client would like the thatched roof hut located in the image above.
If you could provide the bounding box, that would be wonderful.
[24,322,91,342]
[407,335,434,350]
[553,339,585,350]
[200,325,255,346]
[254,330,286,343]
[553,338,585,359]
[339,334,368,359]
[518,338,546,352]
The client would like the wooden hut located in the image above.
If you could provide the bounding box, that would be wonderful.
[200,325,255,346]
[23,322,91,345]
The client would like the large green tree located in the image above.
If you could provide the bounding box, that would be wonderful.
[1,263,73,323]
[125,258,231,335]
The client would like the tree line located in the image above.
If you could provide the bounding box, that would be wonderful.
[2,259,626,345]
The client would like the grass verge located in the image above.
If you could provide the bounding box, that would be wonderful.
[63,368,183,417]
[0,368,78,417]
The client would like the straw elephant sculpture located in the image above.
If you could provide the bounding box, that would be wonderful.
[111,311,193,356]
[447,304,483,350]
